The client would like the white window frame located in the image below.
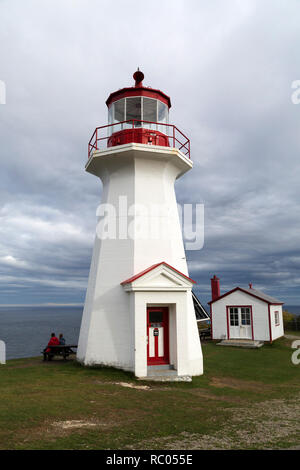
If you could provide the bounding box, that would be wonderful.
[229,307,251,326]
[274,310,280,326]
[108,97,169,127]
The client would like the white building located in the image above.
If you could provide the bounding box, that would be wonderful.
[208,276,284,342]
[77,70,203,379]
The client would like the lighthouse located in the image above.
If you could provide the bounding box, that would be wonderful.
[77,70,203,379]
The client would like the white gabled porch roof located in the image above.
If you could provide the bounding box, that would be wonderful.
[121,261,196,292]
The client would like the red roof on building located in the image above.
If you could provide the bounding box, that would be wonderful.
[120,262,196,285]
[106,69,171,108]
[208,286,284,305]
[106,86,171,108]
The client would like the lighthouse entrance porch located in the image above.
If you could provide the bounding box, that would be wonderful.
[120,262,203,378]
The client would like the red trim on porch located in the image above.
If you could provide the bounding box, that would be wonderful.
[121,261,196,285]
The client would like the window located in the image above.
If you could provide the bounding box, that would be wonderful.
[157,100,168,134]
[114,99,125,122]
[108,96,169,129]
[125,97,142,126]
[143,97,157,130]
[143,97,157,122]
[241,307,251,326]
[229,307,239,326]
[229,307,252,326]
[149,311,163,324]
[108,105,114,136]
[108,105,113,126]
[274,311,280,326]
[158,100,168,123]
[108,99,125,135]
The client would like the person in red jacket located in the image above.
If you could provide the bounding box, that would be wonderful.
[43,333,60,361]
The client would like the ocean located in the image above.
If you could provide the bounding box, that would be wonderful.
[0,304,299,360]
[0,306,83,360]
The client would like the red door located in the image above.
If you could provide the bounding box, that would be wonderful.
[147,307,169,365]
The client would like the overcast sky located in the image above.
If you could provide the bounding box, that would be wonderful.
[0,0,300,306]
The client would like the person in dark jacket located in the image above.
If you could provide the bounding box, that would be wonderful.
[59,334,66,345]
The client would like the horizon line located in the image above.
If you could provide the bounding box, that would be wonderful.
[0,303,84,308]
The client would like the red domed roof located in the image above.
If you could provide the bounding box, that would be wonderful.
[106,69,171,108]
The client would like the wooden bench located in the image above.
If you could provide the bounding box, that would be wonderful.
[199,328,211,341]
[42,345,77,361]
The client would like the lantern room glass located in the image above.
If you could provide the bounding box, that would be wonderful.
[107,97,169,135]
[126,97,142,128]
[143,97,157,130]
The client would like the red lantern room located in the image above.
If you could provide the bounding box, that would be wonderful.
[88,70,190,158]
[106,69,171,148]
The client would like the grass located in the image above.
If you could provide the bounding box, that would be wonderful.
[0,337,299,450]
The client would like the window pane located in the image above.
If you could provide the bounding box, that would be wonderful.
[108,105,113,136]
[230,313,239,326]
[241,312,251,325]
[158,101,167,122]
[143,98,157,122]
[157,101,168,134]
[114,99,125,123]
[143,98,157,130]
[126,97,141,126]
[108,105,113,125]
[149,311,163,323]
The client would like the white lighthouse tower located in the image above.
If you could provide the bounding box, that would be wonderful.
[77,70,203,379]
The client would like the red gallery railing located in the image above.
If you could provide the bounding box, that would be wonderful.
[88,120,190,159]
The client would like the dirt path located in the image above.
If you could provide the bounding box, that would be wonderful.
[128,394,300,450]
[285,334,300,340]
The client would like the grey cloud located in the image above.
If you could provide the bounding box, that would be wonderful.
[0,0,300,306]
